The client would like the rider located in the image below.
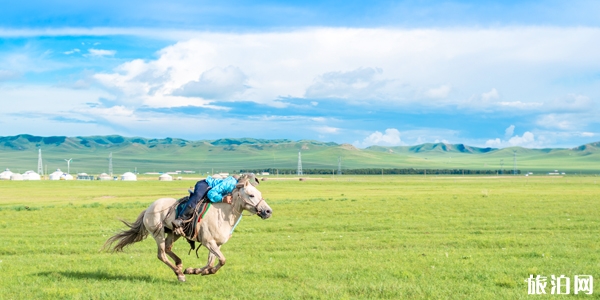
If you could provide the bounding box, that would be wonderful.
[172,173,259,231]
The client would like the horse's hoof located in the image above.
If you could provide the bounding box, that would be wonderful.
[177,275,186,282]
[201,268,216,276]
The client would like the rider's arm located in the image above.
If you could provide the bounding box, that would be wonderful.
[207,188,224,202]
[206,177,237,203]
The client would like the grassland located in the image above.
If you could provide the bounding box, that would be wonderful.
[0,175,599,299]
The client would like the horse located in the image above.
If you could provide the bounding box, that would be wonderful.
[103,176,273,282]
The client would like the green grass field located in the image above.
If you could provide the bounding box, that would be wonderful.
[1,175,599,299]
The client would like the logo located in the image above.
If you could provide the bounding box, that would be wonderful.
[526,275,593,295]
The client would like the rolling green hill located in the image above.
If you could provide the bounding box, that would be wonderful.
[0,134,599,175]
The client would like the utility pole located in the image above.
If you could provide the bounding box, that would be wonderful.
[297,151,303,176]
[513,151,517,175]
[108,152,113,177]
[337,156,342,175]
[500,159,504,175]
[37,148,43,176]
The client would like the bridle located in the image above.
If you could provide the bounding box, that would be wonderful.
[232,186,265,217]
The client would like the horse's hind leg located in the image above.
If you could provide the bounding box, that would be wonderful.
[152,231,186,282]
[165,233,183,272]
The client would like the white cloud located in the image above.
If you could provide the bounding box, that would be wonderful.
[504,125,515,138]
[88,27,600,114]
[497,101,543,109]
[64,48,81,55]
[304,67,389,99]
[0,85,111,114]
[71,79,91,89]
[0,83,339,139]
[424,84,451,99]
[0,50,66,74]
[536,114,576,130]
[0,85,116,136]
[358,128,402,147]
[5,26,592,143]
[485,138,502,148]
[0,70,21,81]
[508,131,535,147]
[88,49,116,57]
[481,88,499,101]
[485,126,539,148]
[92,105,133,117]
[313,126,340,134]
[547,93,593,112]
[173,66,248,100]
[581,132,595,137]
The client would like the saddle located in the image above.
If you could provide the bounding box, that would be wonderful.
[173,196,212,248]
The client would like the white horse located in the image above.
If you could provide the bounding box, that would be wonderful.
[104,177,273,282]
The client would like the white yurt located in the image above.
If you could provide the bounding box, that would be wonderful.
[98,173,112,180]
[10,173,24,181]
[49,169,63,180]
[22,170,41,180]
[158,174,173,181]
[0,168,13,180]
[49,169,73,180]
[60,173,74,180]
[121,172,137,181]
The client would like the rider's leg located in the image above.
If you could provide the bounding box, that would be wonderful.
[172,180,210,228]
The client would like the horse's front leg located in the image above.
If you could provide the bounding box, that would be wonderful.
[185,250,216,275]
[201,240,225,275]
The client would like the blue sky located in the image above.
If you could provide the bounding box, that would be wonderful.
[1,1,599,148]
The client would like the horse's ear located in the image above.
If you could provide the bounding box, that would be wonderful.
[235,183,244,189]
[244,180,250,187]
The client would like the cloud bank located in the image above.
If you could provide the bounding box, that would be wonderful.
[1,27,600,147]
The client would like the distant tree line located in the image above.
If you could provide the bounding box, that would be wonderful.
[239,168,521,175]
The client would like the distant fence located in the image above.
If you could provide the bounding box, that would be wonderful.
[239,168,521,175]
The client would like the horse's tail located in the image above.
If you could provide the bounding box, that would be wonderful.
[103,209,149,252]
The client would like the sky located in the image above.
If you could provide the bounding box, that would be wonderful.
[1,0,599,148]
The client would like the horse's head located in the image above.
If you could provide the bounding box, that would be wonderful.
[234,179,272,219]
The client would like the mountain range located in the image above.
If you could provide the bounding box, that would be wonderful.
[0,134,599,174]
